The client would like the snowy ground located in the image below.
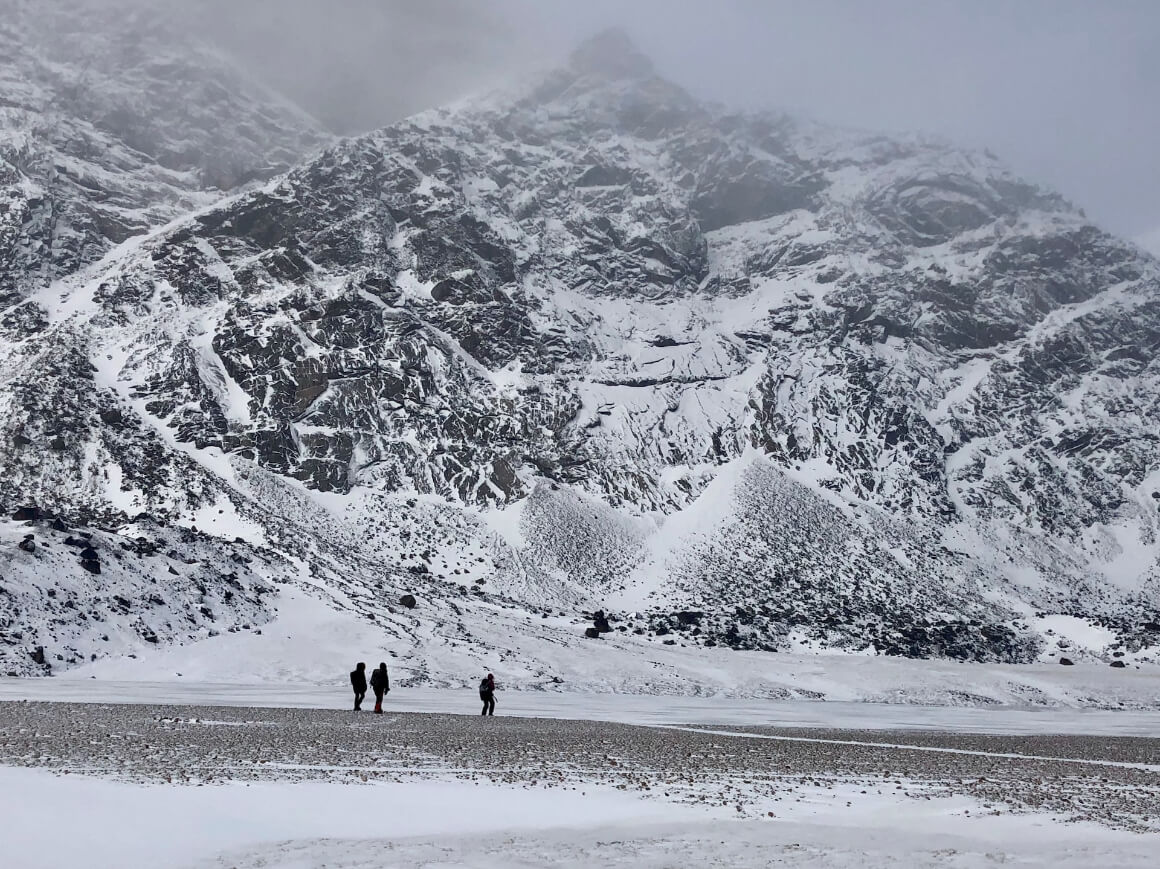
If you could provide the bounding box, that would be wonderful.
[2,765,1156,869]
[3,677,1160,735]
[13,583,1160,709]
[4,589,1159,868]
[1,701,1158,868]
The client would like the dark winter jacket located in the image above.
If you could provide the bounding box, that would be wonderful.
[479,675,495,699]
[350,667,367,692]
[370,665,389,693]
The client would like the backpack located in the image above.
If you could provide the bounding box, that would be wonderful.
[479,678,490,697]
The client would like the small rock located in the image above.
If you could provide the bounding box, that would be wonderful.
[1109,660,1127,668]
[400,593,417,609]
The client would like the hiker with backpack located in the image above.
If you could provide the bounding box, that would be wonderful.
[350,661,367,711]
[479,672,496,716]
[370,662,390,713]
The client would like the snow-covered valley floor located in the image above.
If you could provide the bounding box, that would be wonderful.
[3,677,1160,735]
[1,700,1158,868]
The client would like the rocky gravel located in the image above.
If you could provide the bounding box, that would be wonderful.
[2,701,1159,831]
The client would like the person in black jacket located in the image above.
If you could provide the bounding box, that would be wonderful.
[350,662,367,711]
[479,672,496,716]
[370,662,390,713]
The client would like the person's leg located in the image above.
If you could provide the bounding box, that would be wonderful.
[486,696,495,716]
[374,689,383,713]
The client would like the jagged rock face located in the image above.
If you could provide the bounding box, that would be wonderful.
[0,0,326,308]
[1,29,1158,669]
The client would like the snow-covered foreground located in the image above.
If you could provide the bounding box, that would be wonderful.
[1,763,1155,869]
[3,698,1158,868]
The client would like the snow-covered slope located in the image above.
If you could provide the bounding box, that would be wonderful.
[2,29,1158,678]
[0,0,326,308]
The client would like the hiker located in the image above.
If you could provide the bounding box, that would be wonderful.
[350,662,367,711]
[479,672,496,716]
[370,662,390,713]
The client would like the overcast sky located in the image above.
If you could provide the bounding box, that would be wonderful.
[199,0,1159,240]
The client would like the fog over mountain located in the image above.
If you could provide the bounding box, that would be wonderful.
[191,0,1160,240]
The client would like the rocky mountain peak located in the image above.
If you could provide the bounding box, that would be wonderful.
[568,28,656,81]
[1,22,1158,677]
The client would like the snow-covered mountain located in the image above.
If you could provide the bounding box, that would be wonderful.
[0,0,326,307]
[2,26,1158,679]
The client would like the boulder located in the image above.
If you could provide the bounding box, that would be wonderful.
[1109,660,1127,668]
[400,593,417,609]
[584,627,602,639]
[80,558,101,575]
[18,537,36,553]
[12,506,41,522]
[1058,657,1074,666]
[50,517,69,532]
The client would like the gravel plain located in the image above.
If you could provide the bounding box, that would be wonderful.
[1,700,1158,832]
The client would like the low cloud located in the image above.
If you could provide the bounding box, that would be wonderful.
[188,0,1158,237]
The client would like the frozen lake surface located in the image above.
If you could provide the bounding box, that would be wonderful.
[3,677,1160,735]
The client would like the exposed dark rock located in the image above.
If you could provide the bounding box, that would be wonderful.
[400,594,417,609]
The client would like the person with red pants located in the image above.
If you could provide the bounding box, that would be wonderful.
[479,673,496,716]
[370,662,390,713]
